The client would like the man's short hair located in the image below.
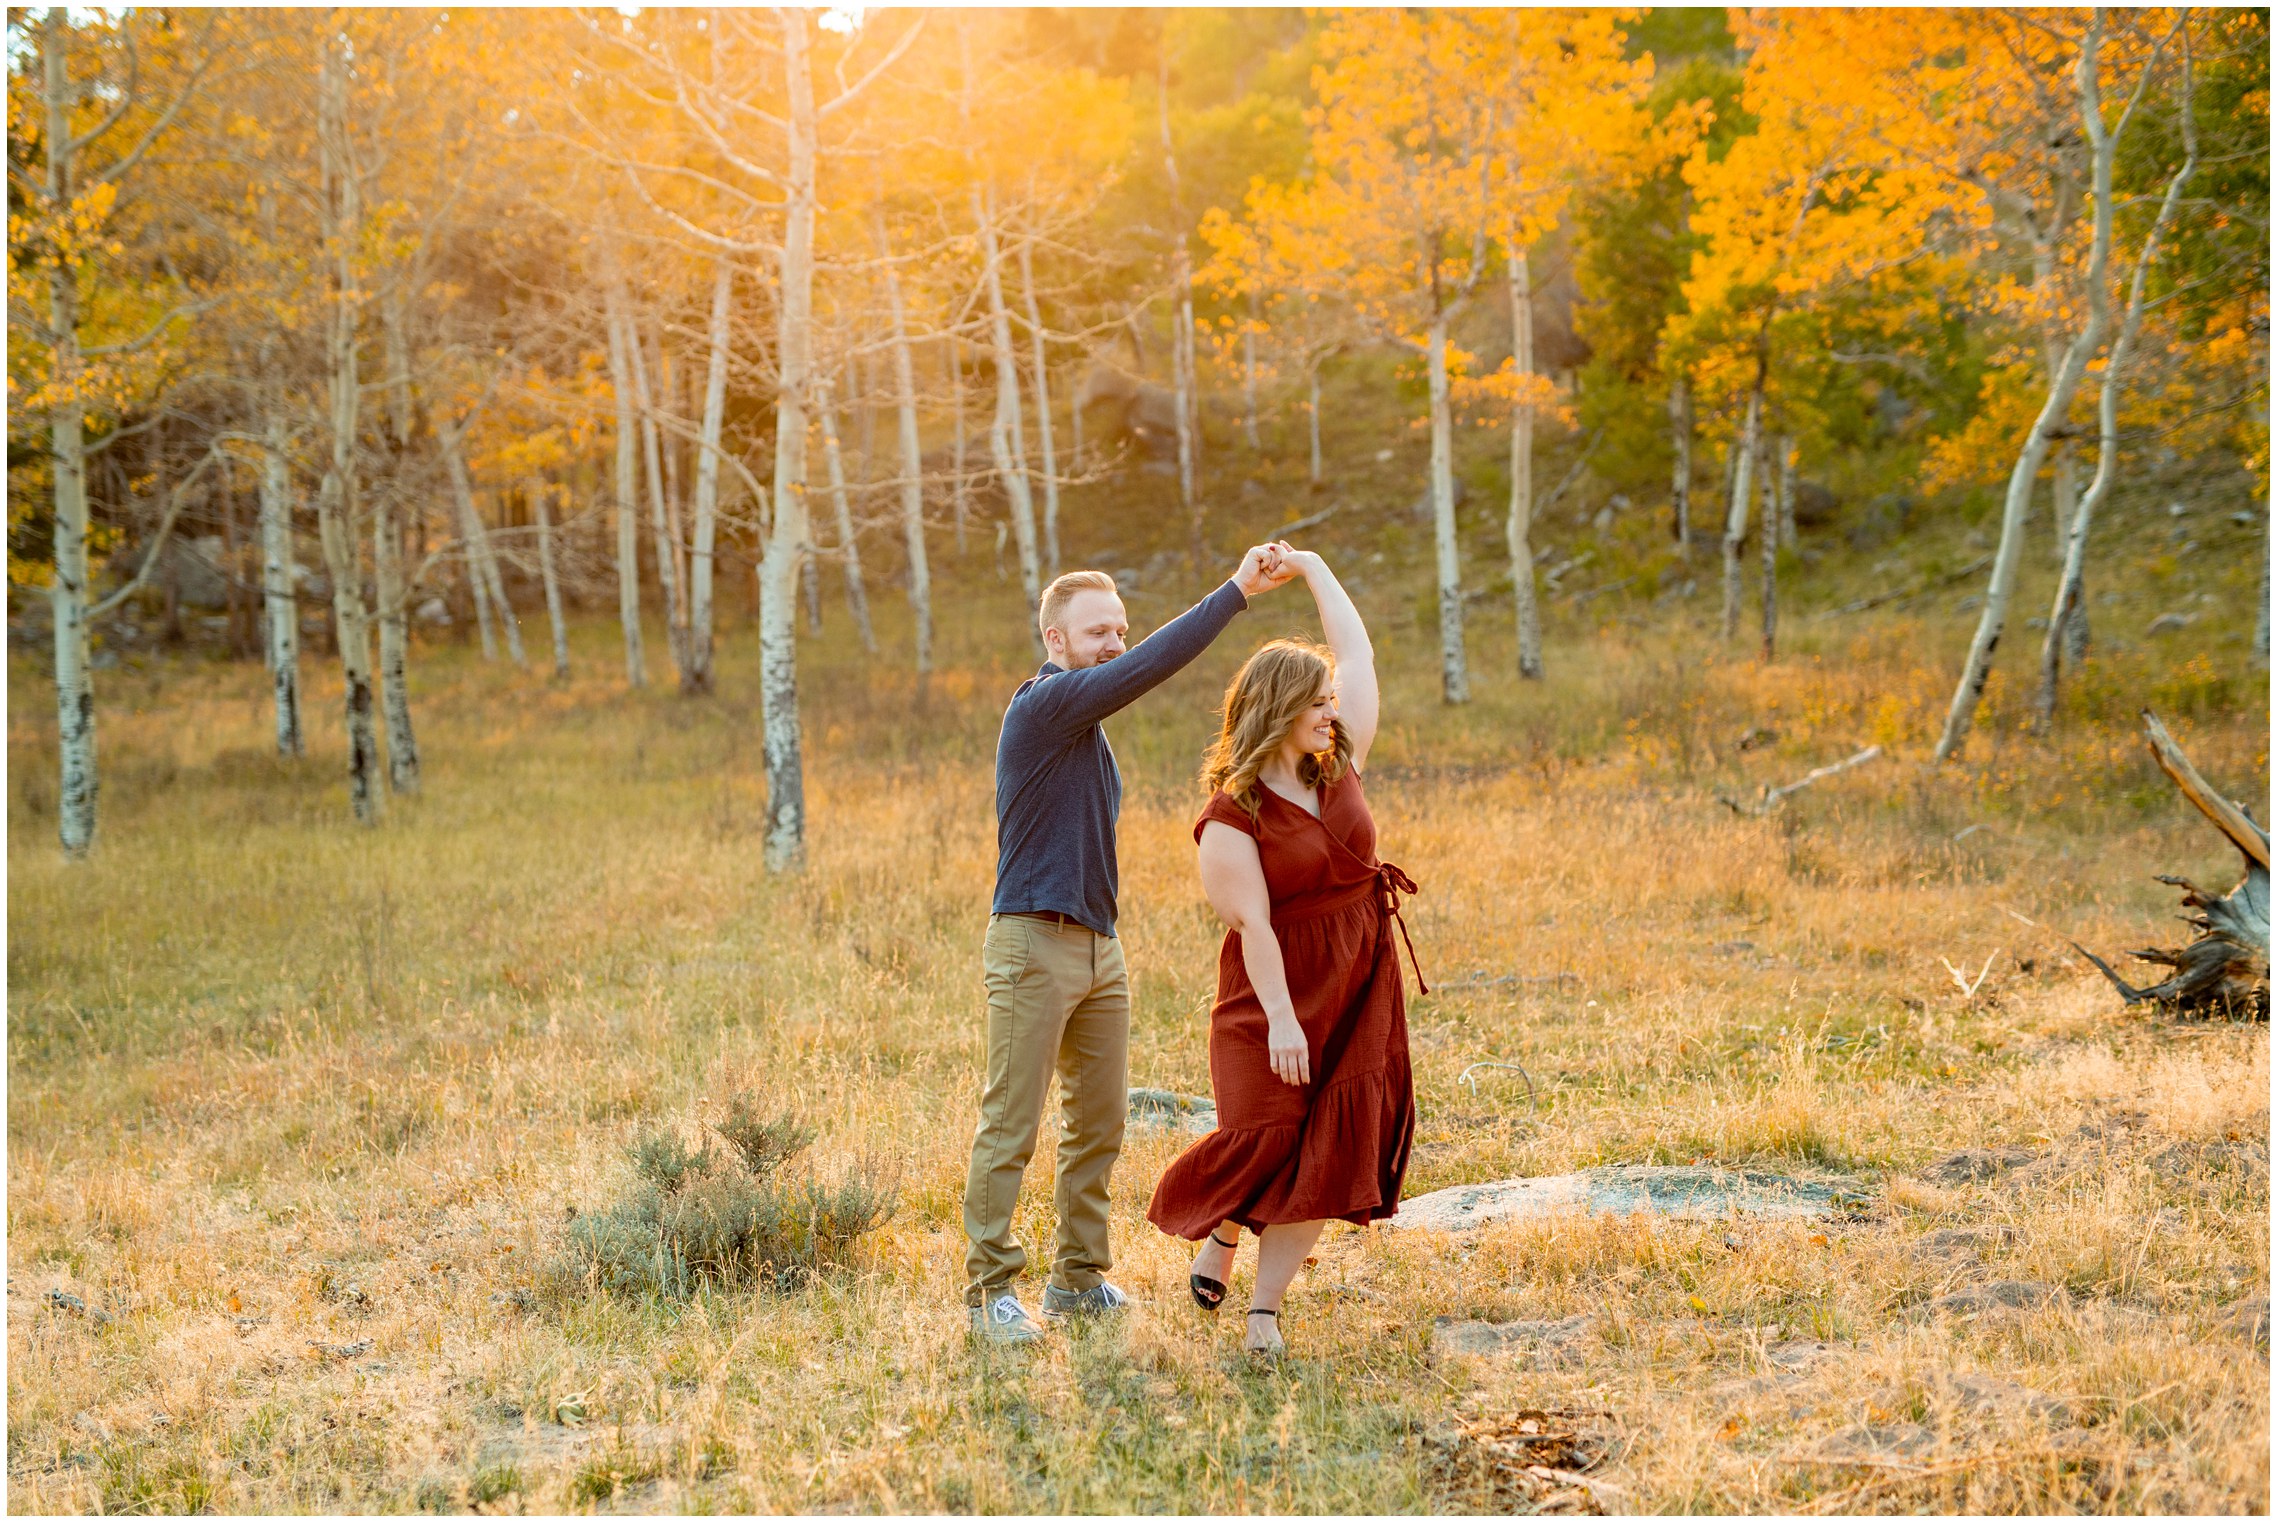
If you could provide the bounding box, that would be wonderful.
[1039,570,1119,640]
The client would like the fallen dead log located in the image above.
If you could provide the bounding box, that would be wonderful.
[1814,554,1992,620]
[1717,746,1884,817]
[2073,710,2269,1020]
[1564,575,1637,608]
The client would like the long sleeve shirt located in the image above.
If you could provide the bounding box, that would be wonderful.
[990,579,1250,937]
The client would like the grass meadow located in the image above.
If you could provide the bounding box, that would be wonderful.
[7,541,2270,1512]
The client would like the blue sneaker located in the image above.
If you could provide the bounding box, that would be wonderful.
[969,1293,1045,1344]
[1042,1280,1130,1321]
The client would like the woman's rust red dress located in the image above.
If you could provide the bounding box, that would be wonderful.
[1147,766,1422,1237]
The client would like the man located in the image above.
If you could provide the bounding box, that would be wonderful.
[966,546,1295,1342]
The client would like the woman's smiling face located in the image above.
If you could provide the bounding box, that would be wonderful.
[1294,679,1339,753]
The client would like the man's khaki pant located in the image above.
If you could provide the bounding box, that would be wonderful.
[963,913,1130,1306]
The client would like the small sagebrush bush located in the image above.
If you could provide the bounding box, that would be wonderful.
[560,1091,893,1298]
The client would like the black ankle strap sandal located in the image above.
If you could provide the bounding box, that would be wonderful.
[1188,1230,1239,1312]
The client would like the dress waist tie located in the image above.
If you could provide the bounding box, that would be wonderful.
[1373,862,1429,996]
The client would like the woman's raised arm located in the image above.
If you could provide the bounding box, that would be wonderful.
[1278,546,1378,770]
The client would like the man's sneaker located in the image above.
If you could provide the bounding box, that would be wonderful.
[969,1293,1045,1344]
[1042,1280,1131,1321]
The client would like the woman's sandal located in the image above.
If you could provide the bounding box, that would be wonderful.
[1189,1230,1239,1311]
[1244,1307,1285,1359]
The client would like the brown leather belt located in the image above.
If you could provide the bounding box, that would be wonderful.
[1005,910,1082,929]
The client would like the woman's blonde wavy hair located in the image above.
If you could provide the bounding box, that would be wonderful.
[1200,638,1351,817]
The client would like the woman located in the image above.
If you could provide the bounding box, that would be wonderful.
[1145,544,1422,1357]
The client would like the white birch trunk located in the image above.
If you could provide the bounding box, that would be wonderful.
[1776,433,1797,549]
[1069,346,1085,470]
[260,405,303,757]
[318,37,379,825]
[1159,68,1201,558]
[602,279,646,684]
[1669,375,1692,557]
[659,332,690,613]
[1935,17,2119,762]
[688,256,733,694]
[530,475,570,680]
[1242,294,1261,452]
[819,383,876,654]
[1505,244,1541,680]
[481,517,523,666]
[373,466,418,794]
[627,308,687,680]
[458,446,497,659]
[1308,361,1324,486]
[440,427,522,665]
[975,185,1041,617]
[2257,495,2270,672]
[802,537,824,634]
[2049,443,2090,660]
[1018,237,1061,579]
[1723,386,1761,643]
[42,15,97,855]
[760,7,818,871]
[1172,277,1200,558]
[1758,422,1777,661]
[2036,86,2195,727]
[438,429,490,668]
[878,231,933,678]
[371,283,420,790]
[1427,317,1469,704]
[48,364,95,854]
[947,336,969,556]
[2049,440,2079,566]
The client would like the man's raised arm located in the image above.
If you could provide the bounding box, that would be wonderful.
[1018,547,1293,734]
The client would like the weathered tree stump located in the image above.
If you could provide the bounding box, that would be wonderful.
[2075,711,2270,1019]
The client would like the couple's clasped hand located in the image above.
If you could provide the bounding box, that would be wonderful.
[1233,540,1320,600]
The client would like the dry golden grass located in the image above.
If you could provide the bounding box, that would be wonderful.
[7,584,2268,1514]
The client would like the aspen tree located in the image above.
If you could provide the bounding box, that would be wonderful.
[316,30,380,823]
[1018,236,1062,580]
[260,396,304,757]
[755,7,823,869]
[555,6,921,864]
[818,379,876,654]
[601,272,647,687]
[1935,13,2164,761]
[438,418,524,666]
[1241,292,1262,452]
[1506,242,1543,679]
[1197,193,1359,492]
[627,303,688,679]
[373,292,419,794]
[686,256,734,695]
[875,215,933,677]
[1225,10,1645,702]
[1157,50,1202,564]
[1775,434,1797,549]
[17,8,217,853]
[530,476,571,680]
[1668,377,1692,555]
[2036,32,2198,729]
[974,182,1042,620]
[947,338,970,555]
[1759,419,1778,660]
[1722,384,1761,644]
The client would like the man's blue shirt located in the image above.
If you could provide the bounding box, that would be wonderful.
[990,579,1249,937]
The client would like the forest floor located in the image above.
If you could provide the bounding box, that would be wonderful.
[8,531,2268,1514]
